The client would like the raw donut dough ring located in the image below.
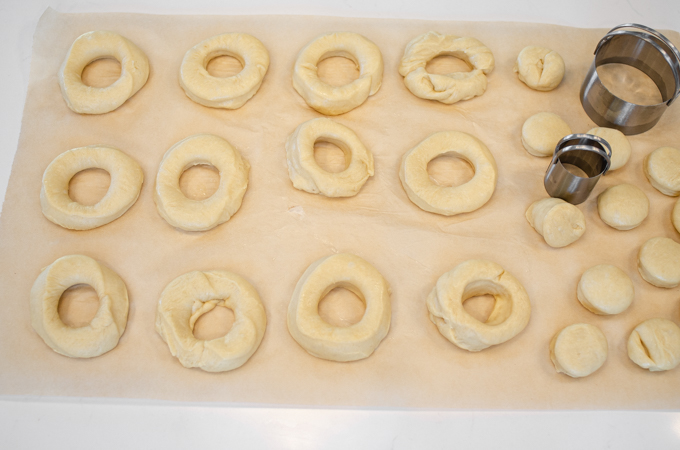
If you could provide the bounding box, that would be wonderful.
[427,260,531,352]
[287,253,391,362]
[628,318,680,372]
[399,31,495,104]
[526,198,585,248]
[637,237,680,288]
[154,134,250,232]
[155,270,266,372]
[41,145,144,230]
[286,117,374,197]
[550,323,608,378]
[59,31,149,114]
[513,46,564,91]
[521,112,572,157]
[577,264,634,315]
[586,127,631,171]
[292,32,383,115]
[400,131,498,216]
[30,254,129,358]
[180,33,270,109]
[644,146,680,196]
[597,184,649,230]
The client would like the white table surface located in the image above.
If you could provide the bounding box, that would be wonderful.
[2,1,680,448]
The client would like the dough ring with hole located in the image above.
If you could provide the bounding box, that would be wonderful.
[526,198,585,248]
[549,323,608,378]
[292,32,383,115]
[513,46,564,91]
[577,265,634,315]
[399,31,495,104]
[644,146,680,196]
[155,270,266,372]
[586,128,631,171]
[399,131,497,216]
[427,259,531,352]
[637,237,680,288]
[287,253,391,362]
[521,112,572,157]
[180,33,270,109]
[154,134,249,232]
[286,117,374,197]
[41,145,144,230]
[597,184,649,231]
[59,31,149,114]
[628,318,680,372]
[30,254,129,358]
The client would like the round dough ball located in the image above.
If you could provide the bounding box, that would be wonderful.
[513,46,565,91]
[577,264,634,315]
[628,318,680,372]
[673,198,680,235]
[644,147,680,196]
[550,323,608,378]
[597,184,649,230]
[586,127,631,171]
[521,112,572,157]
[526,197,585,248]
[637,237,680,288]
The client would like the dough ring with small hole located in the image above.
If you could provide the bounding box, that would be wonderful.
[526,197,585,248]
[637,237,680,288]
[59,31,149,114]
[644,146,680,196]
[154,134,249,232]
[513,46,564,91]
[550,323,608,377]
[427,259,531,352]
[399,131,498,216]
[180,33,270,109]
[292,32,383,115]
[41,145,144,230]
[155,270,266,372]
[30,254,129,358]
[287,253,391,362]
[398,31,495,104]
[628,318,680,372]
[286,117,374,197]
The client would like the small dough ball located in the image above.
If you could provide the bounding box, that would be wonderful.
[644,147,680,196]
[526,197,585,248]
[637,237,680,288]
[550,323,608,378]
[586,127,631,171]
[597,184,649,230]
[521,112,572,157]
[673,198,680,235]
[577,264,634,315]
[628,318,680,372]
[513,46,565,91]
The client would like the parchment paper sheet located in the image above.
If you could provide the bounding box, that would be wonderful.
[1,8,679,409]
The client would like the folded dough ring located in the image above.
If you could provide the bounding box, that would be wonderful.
[30,254,129,358]
[156,270,266,372]
[513,46,565,91]
[41,145,144,230]
[286,117,374,197]
[292,32,383,115]
[59,31,149,114]
[154,134,250,232]
[427,260,531,352]
[400,131,498,216]
[287,253,391,362]
[399,31,495,104]
[180,33,270,109]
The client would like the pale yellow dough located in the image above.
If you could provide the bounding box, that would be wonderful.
[526,198,585,248]
[400,131,498,216]
[179,33,269,109]
[59,31,149,114]
[30,255,129,358]
[586,127,631,171]
[550,323,608,378]
[286,118,374,197]
[644,146,680,196]
[637,237,680,288]
[597,184,649,231]
[292,32,383,115]
[155,270,266,372]
[513,46,564,91]
[287,253,391,362]
[577,264,634,315]
[628,318,680,372]
[427,260,531,352]
[521,112,572,157]
[399,31,495,104]
[673,198,680,234]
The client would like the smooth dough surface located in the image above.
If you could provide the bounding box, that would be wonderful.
[673,198,680,235]
[577,264,634,315]
[550,323,608,378]
[513,46,564,91]
[644,147,680,196]
[637,237,680,288]
[628,318,680,372]
[521,112,572,157]
[586,127,631,171]
[526,197,585,248]
[597,183,649,230]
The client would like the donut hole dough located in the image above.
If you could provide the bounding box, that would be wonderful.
[400,131,498,216]
[178,163,221,201]
[637,237,680,288]
[287,253,391,362]
[521,112,572,157]
[180,33,269,109]
[577,264,634,315]
[399,31,495,104]
[156,270,266,372]
[68,168,111,206]
[292,32,383,115]
[673,198,680,235]
[513,46,565,91]
[550,323,608,378]
[58,283,102,328]
[81,57,122,88]
[597,184,649,230]
[526,197,585,248]
[628,318,680,371]
[586,127,631,171]
[30,255,129,358]
[154,134,250,231]
[59,31,149,114]
[286,118,374,197]
[41,145,144,231]
[644,146,680,196]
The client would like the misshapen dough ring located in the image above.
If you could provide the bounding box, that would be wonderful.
[586,127,631,171]
[577,264,634,315]
[399,31,495,104]
[628,318,680,372]
[644,146,680,196]
[521,112,572,157]
[155,270,266,372]
[597,184,649,231]
[637,237,680,288]
[154,134,249,232]
[41,145,144,230]
[513,46,564,91]
[286,118,374,197]
[59,31,149,114]
[427,260,531,352]
[293,32,383,115]
[400,131,498,216]
[30,254,129,358]
[526,198,585,248]
[180,33,269,109]
[287,253,391,362]
[550,323,608,378]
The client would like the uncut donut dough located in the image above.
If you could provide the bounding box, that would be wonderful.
[597,184,649,230]
[526,197,585,248]
[550,323,608,378]
[577,264,634,315]
[586,127,631,171]
[637,237,680,288]
[521,112,572,157]
[644,147,680,196]
[513,46,564,91]
[628,318,680,371]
